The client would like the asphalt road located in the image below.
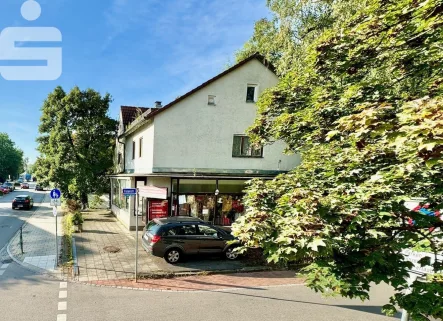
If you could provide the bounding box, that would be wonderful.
[0,182,47,251]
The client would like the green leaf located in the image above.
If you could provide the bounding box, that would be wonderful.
[307,238,326,252]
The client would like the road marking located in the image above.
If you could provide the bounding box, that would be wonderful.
[57,314,66,321]
[0,270,4,276]
[59,291,67,299]
[60,282,67,289]
[58,302,67,311]
[1,264,9,269]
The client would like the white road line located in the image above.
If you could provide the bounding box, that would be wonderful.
[59,291,67,299]
[1,264,9,269]
[57,314,66,321]
[59,282,67,289]
[0,270,4,276]
[58,302,67,311]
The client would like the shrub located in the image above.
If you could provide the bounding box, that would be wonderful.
[66,199,81,212]
[71,211,84,225]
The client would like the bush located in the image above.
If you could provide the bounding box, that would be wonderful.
[66,199,81,212]
[71,211,84,225]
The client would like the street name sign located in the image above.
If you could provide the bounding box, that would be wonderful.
[123,188,137,196]
[50,189,61,199]
[402,249,443,275]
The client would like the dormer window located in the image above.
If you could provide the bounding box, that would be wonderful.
[208,95,216,105]
[246,84,258,102]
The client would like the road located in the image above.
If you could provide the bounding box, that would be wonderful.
[0,182,46,251]
[0,183,401,321]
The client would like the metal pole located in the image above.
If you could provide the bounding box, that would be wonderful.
[20,226,24,254]
[400,274,418,321]
[55,205,58,266]
[135,191,139,282]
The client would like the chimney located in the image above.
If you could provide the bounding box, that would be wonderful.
[155,101,162,108]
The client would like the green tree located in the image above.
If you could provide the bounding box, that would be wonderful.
[35,86,117,207]
[0,133,24,182]
[233,0,443,319]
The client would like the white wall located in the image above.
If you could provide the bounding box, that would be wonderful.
[153,59,300,172]
[125,121,155,174]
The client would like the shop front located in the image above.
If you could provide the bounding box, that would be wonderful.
[170,178,247,226]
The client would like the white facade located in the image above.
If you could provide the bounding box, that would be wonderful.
[111,56,300,230]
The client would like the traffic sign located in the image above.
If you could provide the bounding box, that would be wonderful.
[50,189,61,199]
[123,188,137,196]
[50,198,61,207]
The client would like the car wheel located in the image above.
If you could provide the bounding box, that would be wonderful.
[225,247,239,260]
[164,248,181,264]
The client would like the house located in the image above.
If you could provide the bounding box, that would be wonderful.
[109,54,300,230]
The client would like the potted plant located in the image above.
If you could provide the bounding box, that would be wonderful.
[72,211,84,232]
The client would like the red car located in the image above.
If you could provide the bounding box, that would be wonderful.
[0,186,10,194]
[20,183,29,189]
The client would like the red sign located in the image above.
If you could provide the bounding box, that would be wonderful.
[139,186,167,199]
[149,200,169,220]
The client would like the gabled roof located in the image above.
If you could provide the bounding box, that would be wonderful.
[120,53,276,137]
[120,106,150,127]
[145,53,275,120]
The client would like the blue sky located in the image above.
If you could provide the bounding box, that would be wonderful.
[0,0,269,163]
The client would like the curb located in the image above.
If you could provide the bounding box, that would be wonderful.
[5,192,66,281]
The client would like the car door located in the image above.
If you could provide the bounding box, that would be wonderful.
[197,224,226,254]
[162,224,200,255]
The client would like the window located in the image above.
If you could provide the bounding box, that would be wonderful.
[246,84,258,102]
[139,137,143,158]
[132,141,136,159]
[165,225,197,236]
[198,225,219,237]
[208,95,216,105]
[232,135,263,157]
[117,152,122,164]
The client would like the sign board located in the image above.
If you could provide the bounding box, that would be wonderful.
[149,200,169,220]
[50,189,61,199]
[122,188,137,196]
[50,198,61,207]
[53,207,57,217]
[402,249,443,275]
[138,186,167,199]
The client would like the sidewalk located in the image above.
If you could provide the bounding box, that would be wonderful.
[74,210,266,283]
[7,192,63,278]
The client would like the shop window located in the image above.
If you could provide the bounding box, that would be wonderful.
[246,84,258,102]
[132,141,136,159]
[139,137,143,158]
[232,135,263,158]
[178,179,216,193]
[208,95,216,105]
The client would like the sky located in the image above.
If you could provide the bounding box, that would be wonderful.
[0,0,269,163]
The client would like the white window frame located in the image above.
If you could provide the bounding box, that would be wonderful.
[246,84,259,103]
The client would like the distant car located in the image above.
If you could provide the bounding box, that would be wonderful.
[3,182,15,192]
[0,186,9,194]
[12,195,34,210]
[35,184,44,191]
[142,217,240,264]
[17,178,23,184]
[20,183,29,189]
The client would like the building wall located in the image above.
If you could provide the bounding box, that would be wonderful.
[152,59,300,173]
[125,121,155,174]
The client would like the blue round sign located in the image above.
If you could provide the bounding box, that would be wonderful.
[50,189,61,199]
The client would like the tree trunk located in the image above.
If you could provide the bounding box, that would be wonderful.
[81,192,89,210]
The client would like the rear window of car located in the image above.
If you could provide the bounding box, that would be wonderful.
[146,223,162,235]
[15,197,26,201]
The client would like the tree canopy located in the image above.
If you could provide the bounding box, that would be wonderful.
[35,86,117,207]
[233,0,443,319]
[0,133,24,182]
